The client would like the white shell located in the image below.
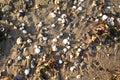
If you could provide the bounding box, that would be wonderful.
[76,74,82,79]
[34,47,41,54]
[72,6,77,9]
[43,37,48,41]
[51,24,56,28]
[119,5,120,8]
[63,39,69,45]
[50,12,56,18]
[107,6,111,9]
[52,38,58,42]
[16,37,23,45]
[52,45,58,51]
[58,18,62,21]
[19,26,24,30]
[59,59,63,64]
[61,19,66,24]
[21,23,25,27]
[77,6,83,11]
[66,46,71,49]
[24,69,30,75]
[70,54,73,59]
[38,22,43,27]
[27,38,32,43]
[61,14,67,18]
[63,48,67,53]
[70,66,75,72]
[77,48,82,52]
[22,30,27,34]
[17,56,22,61]
[102,15,108,20]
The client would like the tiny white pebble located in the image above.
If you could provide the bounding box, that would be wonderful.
[66,45,71,49]
[17,56,22,61]
[59,59,63,64]
[27,38,32,43]
[51,24,56,28]
[95,19,99,22]
[107,6,111,9]
[63,48,67,53]
[43,36,48,41]
[70,54,74,59]
[38,22,43,27]
[117,18,120,22]
[72,6,77,9]
[50,12,56,18]
[77,6,83,11]
[34,47,41,54]
[63,39,69,45]
[21,23,25,27]
[119,5,120,8]
[61,19,66,24]
[16,37,23,45]
[61,14,67,18]
[77,48,82,52]
[58,18,62,21]
[52,38,58,42]
[80,0,84,2]
[24,69,30,75]
[102,15,108,20]
[22,29,27,34]
[19,26,24,30]
[52,45,58,51]
[70,66,75,72]
[76,74,82,79]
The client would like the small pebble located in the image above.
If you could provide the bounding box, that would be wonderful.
[102,15,108,20]
[51,24,56,28]
[16,37,23,45]
[72,6,77,9]
[70,66,75,72]
[63,39,69,45]
[76,74,82,79]
[63,48,67,53]
[52,45,58,51]
[77,6,83,11]
[24,68,30,76]
[34,46,41,54]
[119,5,120,8]
[22,30,27,34]
[106,6,111,9]
[52,38,58,42]
[77,48,82,52]
[17,56,22,61]
[59,59,63,64]
[61,14,67,18]
[27,38,32,44]
[43,36,48,41]
[50,12,56,18]
[38,22,43,27]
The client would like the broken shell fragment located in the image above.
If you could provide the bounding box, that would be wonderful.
[52,38,58,43]
[16,37,23,45]
[52,45,58,51]
[24,68,30,76]
[50,12,56,18]
[34,46,41,54]
[102,15,108,20]
[63,38,69,45]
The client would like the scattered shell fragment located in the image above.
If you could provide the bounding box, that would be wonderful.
[59,59,63,64]
[34,46,41,54]
[22,30,27,34]
[72,6,77,9]
[43,36,48,41]
[70,66,76,72]
[50,12,56,18]
[18,56,22,61]
[63,38,69,45]
[16,37,23,45]
[52,45,58,51]
[38,22,43,27]
[51,24,56,28]
[27,38,32,44]
[77,6,83,11]
[63,48,67,53]
[52,38,58,43]
[102,15,108,20]
[24,68,30,76]
[76,74,82,79]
